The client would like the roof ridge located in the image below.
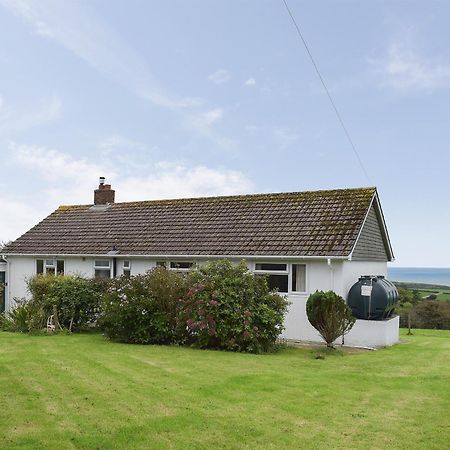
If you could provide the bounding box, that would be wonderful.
[57,186,376,210]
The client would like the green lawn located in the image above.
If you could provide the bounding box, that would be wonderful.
[0,330,449,449]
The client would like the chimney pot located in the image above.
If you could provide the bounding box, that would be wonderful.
[94,177,115,205]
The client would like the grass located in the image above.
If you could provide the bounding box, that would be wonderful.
[0,330,449,449]
[416,289,450,301]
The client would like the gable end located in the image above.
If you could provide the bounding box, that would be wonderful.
[351,204,390,262]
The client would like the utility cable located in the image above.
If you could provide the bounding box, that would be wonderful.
[281,0,372,185]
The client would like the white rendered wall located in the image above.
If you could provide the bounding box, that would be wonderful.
[5,256,35,310]
[341,316,399,347]
[65,257,95,278]
[281,259,397,348]
[5,255,397,347]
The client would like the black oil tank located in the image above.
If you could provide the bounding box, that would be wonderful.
[347,275,399,320]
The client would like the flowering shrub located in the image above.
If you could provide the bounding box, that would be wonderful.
[178,260,289,352]
[99,267,187,344]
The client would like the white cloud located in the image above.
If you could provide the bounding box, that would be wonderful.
[369,37,450,93]
[117,165,252,201]
[183,108,237,151]
[3,142,253,240]
[0,195,44,242]
[0,0,233,149]
[208,69,231,85]
[0,95,62,135]
[243,77,256,87]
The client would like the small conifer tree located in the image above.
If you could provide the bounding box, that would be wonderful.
[306,290,355,348]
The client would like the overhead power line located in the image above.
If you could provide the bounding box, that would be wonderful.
[281,0,372,185]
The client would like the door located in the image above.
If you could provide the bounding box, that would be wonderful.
[0,271,5,313]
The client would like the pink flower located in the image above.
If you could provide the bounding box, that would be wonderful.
[209,300,219,306]
[244,310,252,317]
[243,331,251,338]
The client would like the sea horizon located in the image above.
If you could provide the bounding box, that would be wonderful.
[387,266,450,287]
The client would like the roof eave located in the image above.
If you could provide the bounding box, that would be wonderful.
[2,252,351,260]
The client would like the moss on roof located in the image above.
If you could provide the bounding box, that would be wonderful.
[4,187,379,257]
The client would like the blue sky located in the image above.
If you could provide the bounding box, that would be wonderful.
[0,0,449,267]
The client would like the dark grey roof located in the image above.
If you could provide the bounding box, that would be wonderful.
[3,187,391,258]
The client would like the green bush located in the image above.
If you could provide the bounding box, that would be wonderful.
[178,260,289,352]
[0,299,43,332]
[306,290,355,348]
[26,275,105,331]
[411,301,450,330]
[99,267,187,344]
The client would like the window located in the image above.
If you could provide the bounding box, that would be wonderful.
[36,259,64,275]
[255,263,287,271]
[254,262,288,293]
[156,261,167,268]
[94,259,111,278]
[36,259,44,274]
[169,261,194,271]
[123,260,131,277]
[291,264,306,293]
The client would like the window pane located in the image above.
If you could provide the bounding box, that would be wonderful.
[56,260,64,274]
[292,264,306,292]
[123,268,131,277]
[123,260,130,268]
[156,261,167,267]
[255,263,287,271]
[170,262,193,269]
[36,259,44,274]
[94,260,110,268]
[45,259,55,267]
[267,274,288,293]
[95,269,111,279]
[46,267,55,276]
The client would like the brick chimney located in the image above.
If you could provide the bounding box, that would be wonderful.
[94,177,115,205]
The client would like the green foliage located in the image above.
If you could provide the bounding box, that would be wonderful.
[100,260,289,352]
[412,290,422,304]
[397,287,413,305]
[412,301,450,330]
[306,290,356,348]
[0,299,43,332]
[26,275,105,331]
[178,260,289,353]
[99,267,187,344]
[396,286,450,330]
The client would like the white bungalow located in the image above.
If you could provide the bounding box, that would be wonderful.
[1,180,398,347]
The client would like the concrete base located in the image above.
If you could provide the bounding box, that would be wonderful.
[339,315,400,348]
[281,294,400,348]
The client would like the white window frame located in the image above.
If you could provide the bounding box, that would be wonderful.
[94,259,112,278]
[253,262,288,275]
[253,262,289,293]
[122,260,131,276]
[36,258,65,275]
[252,262,308,295]
[169,261,194,272]
[289,263,307,294]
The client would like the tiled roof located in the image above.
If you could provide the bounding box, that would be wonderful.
[4,187,377,257]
